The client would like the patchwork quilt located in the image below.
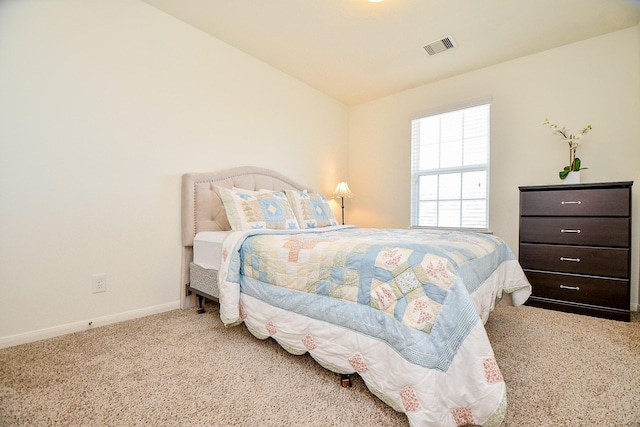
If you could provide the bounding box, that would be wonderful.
[217,226,531,426]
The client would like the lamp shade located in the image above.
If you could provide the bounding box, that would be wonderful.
[333,182,353,198]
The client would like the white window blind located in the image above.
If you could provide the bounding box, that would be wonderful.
[410,102,490,230]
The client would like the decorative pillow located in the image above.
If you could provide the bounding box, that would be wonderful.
[217,186,300,231]
[231,187,272,195]
[285,189,338,229]
[232,187,260,195]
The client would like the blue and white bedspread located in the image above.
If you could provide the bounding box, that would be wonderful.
[218,226,531,427]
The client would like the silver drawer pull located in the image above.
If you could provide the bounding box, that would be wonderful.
[561,229,581,234]
[560,257,581,262]
[560,285,580,291]
[561,201,581,205]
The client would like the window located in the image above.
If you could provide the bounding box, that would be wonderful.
[411,101,490,230]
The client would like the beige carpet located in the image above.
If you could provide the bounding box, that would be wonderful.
[1,303,639,427]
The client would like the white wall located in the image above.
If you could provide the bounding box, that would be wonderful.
[0,0,349,346]
[1,2,637,348]
[348,26,640,309]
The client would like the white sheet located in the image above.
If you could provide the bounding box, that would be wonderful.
[193,231,230,270]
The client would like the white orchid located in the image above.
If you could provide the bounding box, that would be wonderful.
[543,118,593,179]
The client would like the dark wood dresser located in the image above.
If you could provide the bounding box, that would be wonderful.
[519,181,633,321]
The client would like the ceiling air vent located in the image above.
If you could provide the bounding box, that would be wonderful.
[423,36,457,56]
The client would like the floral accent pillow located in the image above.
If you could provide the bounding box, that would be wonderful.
[217,187,300,231]
[285,189,338,229]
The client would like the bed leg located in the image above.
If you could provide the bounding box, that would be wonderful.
[340,374,352,388]
[196,294,206,314]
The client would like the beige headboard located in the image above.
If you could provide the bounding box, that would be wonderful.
[180,166,308,307]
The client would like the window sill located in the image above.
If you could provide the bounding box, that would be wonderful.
[410,226,493,234]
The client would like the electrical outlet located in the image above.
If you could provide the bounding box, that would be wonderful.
[92,273,107,293]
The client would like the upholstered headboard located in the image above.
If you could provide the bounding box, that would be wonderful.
[180,166,308,307]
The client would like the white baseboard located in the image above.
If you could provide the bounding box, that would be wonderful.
[0,301,180,349]
[2,298,636,350]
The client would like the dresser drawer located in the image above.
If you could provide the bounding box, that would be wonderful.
[524,271,629,310]
[520,187,630,217]
[519,243,629,278]
[519,217,630,247]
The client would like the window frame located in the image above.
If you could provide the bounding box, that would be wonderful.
[410,99,491,231]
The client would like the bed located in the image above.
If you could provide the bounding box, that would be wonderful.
[181,166,531,427]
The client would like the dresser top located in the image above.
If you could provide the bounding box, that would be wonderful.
[519,181,633,192]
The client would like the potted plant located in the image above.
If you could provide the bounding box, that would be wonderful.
[543,118,592,182]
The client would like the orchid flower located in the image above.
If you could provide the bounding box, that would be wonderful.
[543,118,593,179]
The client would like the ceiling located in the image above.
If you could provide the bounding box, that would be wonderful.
[141,0,640,105]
